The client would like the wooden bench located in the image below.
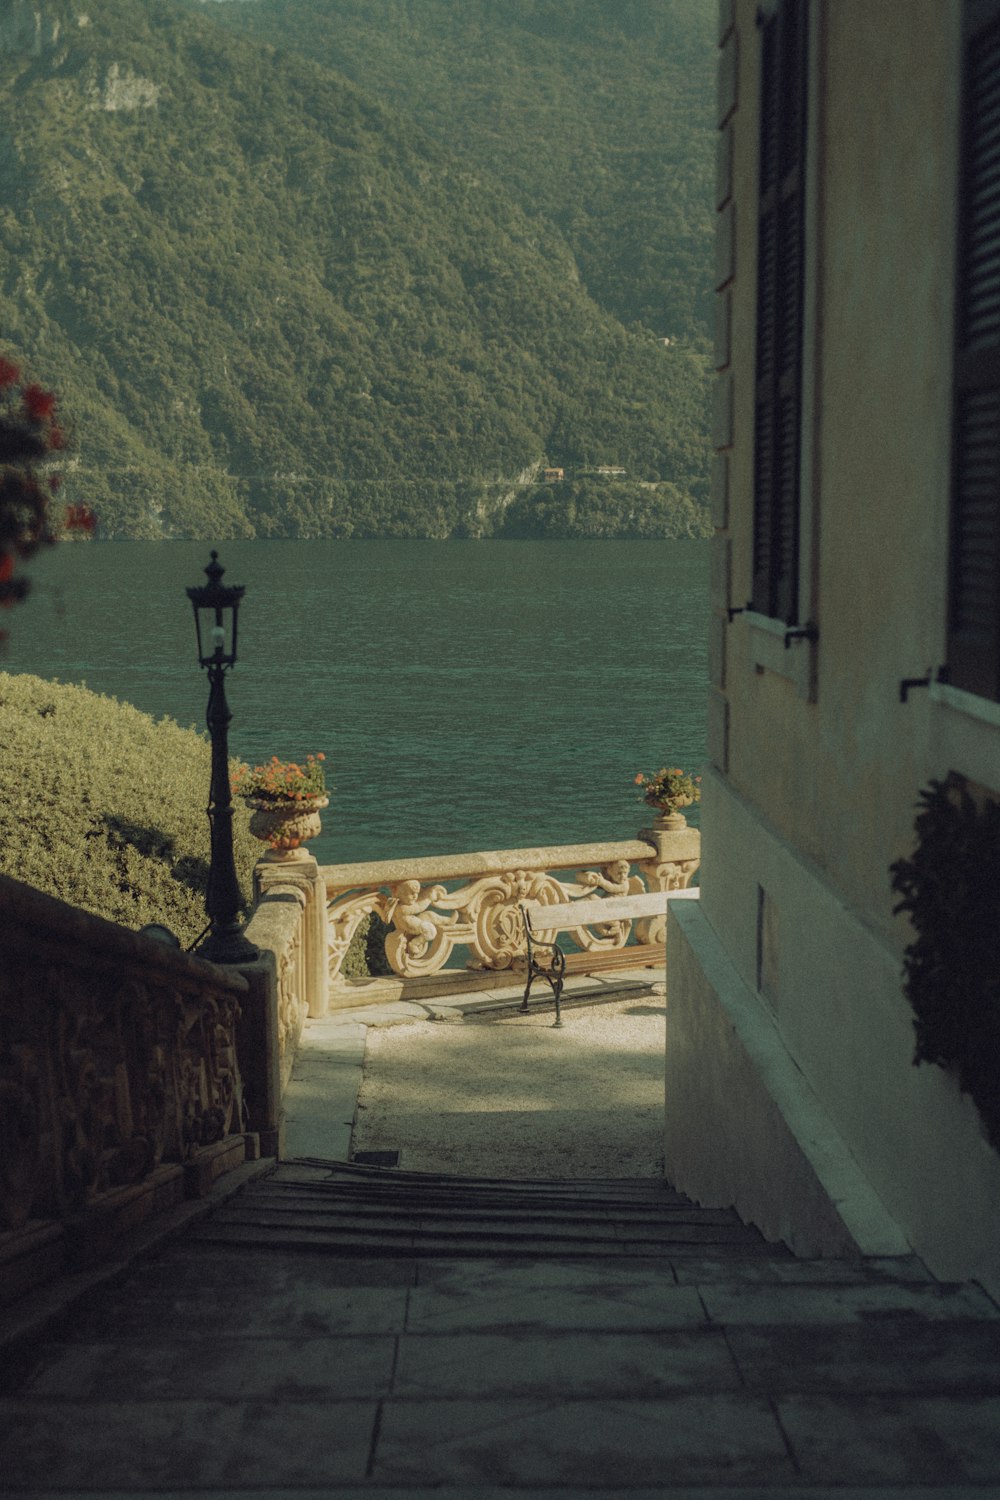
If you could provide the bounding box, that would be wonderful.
[519,887,700,1027]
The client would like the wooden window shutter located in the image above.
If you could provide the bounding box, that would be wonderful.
[752,0,808,622]
[950,0,1000,699]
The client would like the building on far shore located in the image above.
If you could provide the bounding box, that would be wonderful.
[666,0,1000,1298]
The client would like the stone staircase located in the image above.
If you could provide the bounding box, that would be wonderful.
[2,1158,999,1495]
[185,1158,786,1259]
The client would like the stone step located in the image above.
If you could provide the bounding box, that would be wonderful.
[188,1221,780,1258]
[186,1159,783,1259]
[194,1209,768,1246]
[249,1183,731,1222]
[300,1159,687,1193]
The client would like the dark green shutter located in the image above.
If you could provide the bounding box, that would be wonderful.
[752,0,808,622]
[950,1,1000,699]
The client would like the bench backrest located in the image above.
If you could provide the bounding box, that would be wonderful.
[521,886,699,933]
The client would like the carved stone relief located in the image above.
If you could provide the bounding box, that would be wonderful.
[327,846,700,984]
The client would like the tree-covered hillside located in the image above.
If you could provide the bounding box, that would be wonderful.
[197,0,717,341]
[1,1,714,539]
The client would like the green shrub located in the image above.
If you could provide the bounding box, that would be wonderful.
[890,776,1000,1153]
[0,671,259,946]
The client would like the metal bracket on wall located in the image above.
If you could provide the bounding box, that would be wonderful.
[899,666,950,704]
[783,623,819,650]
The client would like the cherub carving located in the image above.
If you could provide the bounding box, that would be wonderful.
[579,859,642,942]
[386,879,449,959]
[578,858,636,898]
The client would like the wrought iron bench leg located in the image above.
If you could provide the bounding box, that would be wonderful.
[520,910,566,1028]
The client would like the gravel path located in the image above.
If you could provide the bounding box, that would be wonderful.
[350,990,667,1178]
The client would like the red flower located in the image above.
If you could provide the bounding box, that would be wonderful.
[23,384,56,421]
[46,424,66,450]
[0,357,21,388]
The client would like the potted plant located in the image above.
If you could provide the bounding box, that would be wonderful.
[231,753,329,859]
[633,765,701,828]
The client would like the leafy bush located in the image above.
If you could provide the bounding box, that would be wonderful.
[0,671,259,946]
[890,776,1000,1151]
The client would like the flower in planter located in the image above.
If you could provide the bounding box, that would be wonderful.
[633,766,701,811]
[231,752,328,804]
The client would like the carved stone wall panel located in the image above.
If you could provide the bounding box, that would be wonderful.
[0,874,249,1238]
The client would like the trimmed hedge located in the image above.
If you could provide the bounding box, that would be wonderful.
[0,671,259,947]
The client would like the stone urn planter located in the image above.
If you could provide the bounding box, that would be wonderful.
[246,796,329,861]
[648,796,694,832]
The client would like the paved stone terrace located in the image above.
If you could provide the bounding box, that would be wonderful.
[2,978,1000,1495]
[1,1156,999,1495]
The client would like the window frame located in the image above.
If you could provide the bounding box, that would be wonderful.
[947,0,1000,702]
[751,0,809,625]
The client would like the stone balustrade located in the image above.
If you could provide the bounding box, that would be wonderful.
[0,818,699,1304]
[0,873,250,1303]
[321,818,700,1009]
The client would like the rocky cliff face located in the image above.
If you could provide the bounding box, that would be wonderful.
[1,7,156,110]
[0,2,64,56]
[87,60,161,111]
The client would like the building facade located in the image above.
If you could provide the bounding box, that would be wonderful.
[667,0,1000,1294]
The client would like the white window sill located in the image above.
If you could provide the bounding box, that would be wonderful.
[929,680,1000,795]
[745,611,816,701]
[930,679,1000,729]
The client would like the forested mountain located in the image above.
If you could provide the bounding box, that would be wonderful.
[193,0,716,341]
[1,0,715,539]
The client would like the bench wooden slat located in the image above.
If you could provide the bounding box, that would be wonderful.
[523,888,699,931]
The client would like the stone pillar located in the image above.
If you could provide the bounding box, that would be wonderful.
[254,852,330,1019]
[636,818,701,946]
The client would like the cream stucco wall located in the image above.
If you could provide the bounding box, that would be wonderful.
[677,0,1000,1293]
[722,0,960,934]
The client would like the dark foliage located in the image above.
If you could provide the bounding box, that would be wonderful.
[890,776,1000,1151]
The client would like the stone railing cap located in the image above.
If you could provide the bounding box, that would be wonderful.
[0,872,248,992]
[322,839,661,893]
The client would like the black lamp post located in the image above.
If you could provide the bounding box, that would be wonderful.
[186,551,258,965]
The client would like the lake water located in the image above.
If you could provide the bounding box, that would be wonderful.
[5,540,709,866]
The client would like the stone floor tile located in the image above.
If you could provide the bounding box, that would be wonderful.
[20,1333,396,1400]
[405,1279,706,1333]
[727,1321,1000,1394]
[0,1398,376,1488]
[137,1245,418,1290]
[394,1328,741,1398]
[701,1282,999,1325]
[672,1256,935,1286]
[414,1256,677,1295]
[282,1117,352,1160]
[9,1491,998,1500]
[62,1277,410,1339]
[777,1393,1000,1485]
[372,1394,793,1486]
